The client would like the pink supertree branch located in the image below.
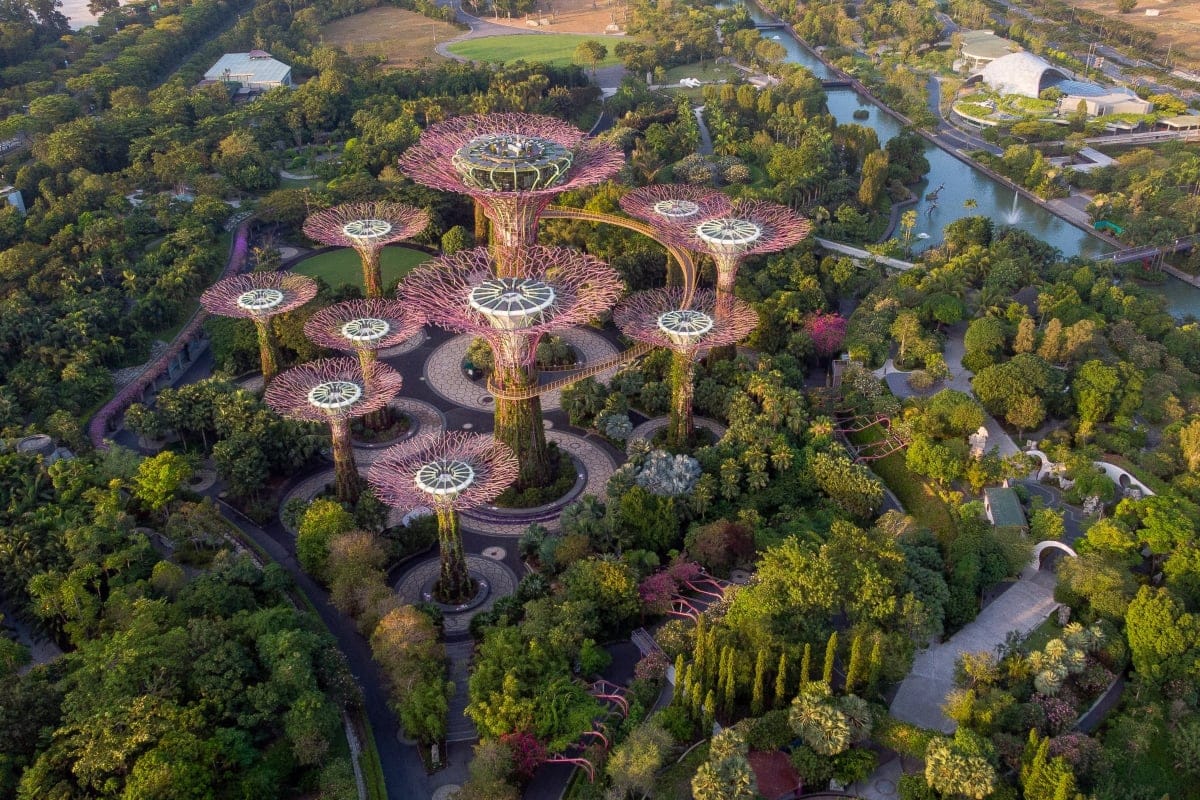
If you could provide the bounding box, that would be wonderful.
[612,288,758,357]
[668,198,812,260]
[200,272,318,320]
[618,185,732,231]
[304,299,425,355]
[400,245,625,346]
[367,431,519,512]
[302,202,431,252]
[264,357,403,423]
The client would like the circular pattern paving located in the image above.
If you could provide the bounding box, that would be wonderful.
[395,554,518,635]
[628,415,727,445]
[460,429,616,537]
[423,328,618,411]
[375,327,426,358]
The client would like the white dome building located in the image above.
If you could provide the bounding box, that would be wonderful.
[978,52,1071,98]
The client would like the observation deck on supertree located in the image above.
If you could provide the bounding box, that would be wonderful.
[618,184,732,231]
[665,198,812,308]
[265,357,403,504]
[397,113,623,274]
[302,202,430,298]
[401,245,624,489]
[304,299,425,373]
[614,288,758,447]
[200,272,318,384]
[368,432,518,603]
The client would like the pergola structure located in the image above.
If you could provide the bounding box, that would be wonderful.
[398,113,622,276]
[265,357,403,503]
[368,432,518,603]
[302,202,431,298]
[402,245,623,488]
[614,288,758,447]
[200,271,318,384]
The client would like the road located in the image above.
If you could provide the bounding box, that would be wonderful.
[925,75,1002,157]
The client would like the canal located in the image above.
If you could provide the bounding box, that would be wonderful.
[740,0,1108,259]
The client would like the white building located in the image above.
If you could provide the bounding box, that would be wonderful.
[0,185,24,215]
[204,51,293,91]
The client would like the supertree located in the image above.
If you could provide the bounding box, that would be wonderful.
[200,272,318,384]
[304,299,425,430]
[614,288,757,448]
[265,357,403,503]
[302,202,431,299]
[667,198,812,309]
[618,184,732,289]
[402,245,623,489]
[368,432,518,603]
[398,113,623,275]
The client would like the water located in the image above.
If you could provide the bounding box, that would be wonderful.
[738,0,1109,259]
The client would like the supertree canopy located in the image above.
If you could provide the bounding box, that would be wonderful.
[618,184,732,229]
[302,202,431,298]
[200,272,318,383]
[402,245,623,488]
[265,357,403,503]
[304,299,425,372]
[398,113,623,271]
[668,198,812,304]
[368,432,518,603]
[614,288,757,447]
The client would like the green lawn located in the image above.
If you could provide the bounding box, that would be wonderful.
[291,246,430,291]
[448,34,622,68]
[279,175,323,190]
[848,422,956,538]
[1020,617,1062,654]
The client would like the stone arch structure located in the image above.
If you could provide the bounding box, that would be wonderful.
[1030,540,1078,572]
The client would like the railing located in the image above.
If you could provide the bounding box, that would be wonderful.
[486,341,653,400]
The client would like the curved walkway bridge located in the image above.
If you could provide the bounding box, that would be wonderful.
[814,237,916,271]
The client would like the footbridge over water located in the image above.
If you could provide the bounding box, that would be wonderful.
[815,237,917,271]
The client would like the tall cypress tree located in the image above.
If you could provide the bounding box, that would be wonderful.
[674,652,686,690]
[752,649,767,716]
[866,631,884,694]
[823,631,838,688]
[693,615,707,688]
[800,642,812,691]
[845,631,865,694]
[702,689,716,732]
[724,648,737,714]
[774,651,789,709]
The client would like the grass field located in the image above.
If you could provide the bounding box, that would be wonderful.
[661,62,741,84]
[321,7,460,67]
[849,423,957,538]
[448,34,622,68]
[291,247,430,291]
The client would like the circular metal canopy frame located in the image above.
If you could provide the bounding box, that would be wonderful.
[657,308,715,345]
[414,458,477,497]
[340,317,392,343]
[236,287,286,312]
[307,380,364,410]
[651,199,702,219]
[452,134,575,192]
[467,277,557,329]
[696,217,764,247]
[341,218,395,242]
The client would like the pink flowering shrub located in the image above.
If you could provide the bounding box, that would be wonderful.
[500,731,546,781]
[1049,733,1103,777]
[634,650,670,683]
[639,572,678,615]
[1034,693,1077,736]
[804,312,848,358]
[667,559,704,584]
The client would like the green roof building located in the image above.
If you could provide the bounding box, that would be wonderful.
[984,486,1027,531]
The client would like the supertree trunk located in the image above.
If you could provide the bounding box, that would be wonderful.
[493,359,551,490]
[330,416,361,504]
[359,247,384,299]
[482,198,547,276]
[708,256,739,361]
[356,349,392,431]
[669,351,696,449]
[254,318,280,384]
[435,506,472,603]
[474,199,489,247]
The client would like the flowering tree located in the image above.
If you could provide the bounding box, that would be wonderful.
[804,311,848,358]
[303,202,430,298]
